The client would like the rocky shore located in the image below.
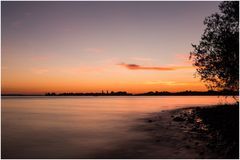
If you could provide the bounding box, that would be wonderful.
[143,103,239,158]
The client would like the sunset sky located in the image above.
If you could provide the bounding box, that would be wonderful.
[2,1,220,94]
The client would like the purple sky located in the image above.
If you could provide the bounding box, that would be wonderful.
[2,1,221,94]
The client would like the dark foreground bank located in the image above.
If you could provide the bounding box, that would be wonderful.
[91,103,239,159]
[143,103,239,159]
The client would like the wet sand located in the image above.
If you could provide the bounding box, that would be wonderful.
[92,110,213,158]
[93,104,238,159]
[135,109,217,159]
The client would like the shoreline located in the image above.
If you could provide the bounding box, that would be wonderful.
[87,103,239,159]
[141,104,239,158]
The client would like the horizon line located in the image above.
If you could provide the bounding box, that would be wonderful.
[2,90,238,96]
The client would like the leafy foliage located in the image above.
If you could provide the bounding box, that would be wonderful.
[190,1,239,91]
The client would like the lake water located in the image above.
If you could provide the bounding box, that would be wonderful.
[1,96,235,158]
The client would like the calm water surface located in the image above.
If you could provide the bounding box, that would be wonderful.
[1,96,235,158]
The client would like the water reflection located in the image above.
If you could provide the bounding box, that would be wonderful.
[1,96,235,158]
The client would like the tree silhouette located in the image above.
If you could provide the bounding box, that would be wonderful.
[190,1,239,91]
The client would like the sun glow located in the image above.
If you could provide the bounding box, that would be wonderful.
[1,1,219,94]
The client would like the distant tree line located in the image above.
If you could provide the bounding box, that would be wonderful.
[45,91,132,96]
[2,90,238,96]
[136,90,238,96]
[44,90,238,96]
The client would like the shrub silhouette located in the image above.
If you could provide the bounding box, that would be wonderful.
[190,1,239,92]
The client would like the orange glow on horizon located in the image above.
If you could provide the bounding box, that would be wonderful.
[1,61,207,94]
[2,77,207,94]
[2,1,219,95]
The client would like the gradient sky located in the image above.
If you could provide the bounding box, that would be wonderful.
[2,1,221,94]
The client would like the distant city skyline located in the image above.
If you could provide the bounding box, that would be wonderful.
[2,1,220,94]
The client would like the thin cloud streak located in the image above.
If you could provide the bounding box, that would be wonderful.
[118,63,193,71]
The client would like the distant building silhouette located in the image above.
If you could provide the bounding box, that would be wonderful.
[43,90,238,96]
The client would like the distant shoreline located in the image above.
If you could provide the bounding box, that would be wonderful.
[1,95,238,97]
[1,90,238,97]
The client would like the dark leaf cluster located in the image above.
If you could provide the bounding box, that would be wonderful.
[190,1,239,91]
